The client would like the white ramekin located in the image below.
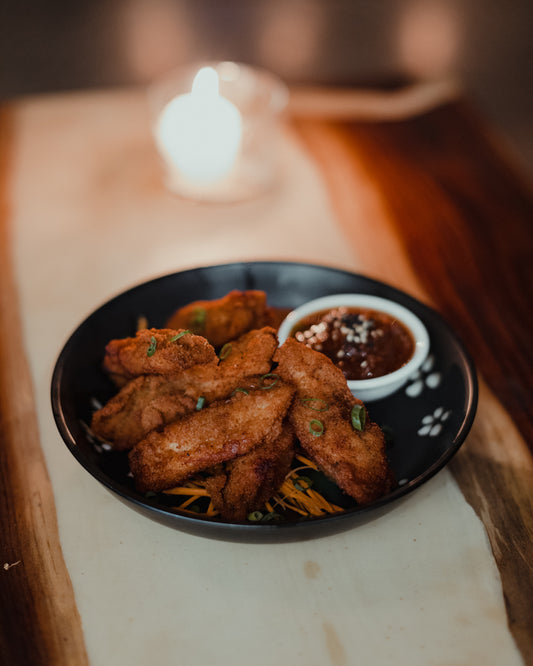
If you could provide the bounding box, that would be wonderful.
[277,294,430,402]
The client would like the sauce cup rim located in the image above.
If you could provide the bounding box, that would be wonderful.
[277,293,430,397]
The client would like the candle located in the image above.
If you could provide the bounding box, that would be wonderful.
[155,66,243,184]
[150,62,289,202]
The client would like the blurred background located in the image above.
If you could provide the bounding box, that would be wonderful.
[1,0,532,178]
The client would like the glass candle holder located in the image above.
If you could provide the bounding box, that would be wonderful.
[149,61,289,203]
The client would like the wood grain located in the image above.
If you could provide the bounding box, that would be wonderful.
[0,106,89,665]
[293,101,533,663]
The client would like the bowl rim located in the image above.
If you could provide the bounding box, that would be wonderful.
[277,293,430,392]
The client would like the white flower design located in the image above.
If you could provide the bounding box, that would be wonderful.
[405,354,442,397]
[417,406,451,437]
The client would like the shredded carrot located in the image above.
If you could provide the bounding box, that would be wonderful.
[294,453,319,469]
[163,486,210,496]
[160,457,344,520]
[178,494,202,509]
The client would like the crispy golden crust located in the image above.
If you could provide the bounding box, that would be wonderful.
[129,382,294,493]
[274,338,393,504]
[166,290,268,347]
[90,376,197,451]
[92,327,279,450]
[205,425,295,521]
[160,326,279,402]
[103,328,217,386]
[198,326,278,400]
[263,306,292,330]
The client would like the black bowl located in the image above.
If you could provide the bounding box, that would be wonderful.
[51,261,477,542]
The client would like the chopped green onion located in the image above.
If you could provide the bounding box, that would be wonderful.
[261,511,281,522]
[231,388,249,397]
[219,343,232,360]
[247,511,263,522]
[351,404,366,431]
[309,419,324,436]
[260,373,279,389]
[147,336,157,357]
[195,396,206,410]
[300,397,329,412]
[169,329,191,342]
[293,476,313,491]
[190,307,207,330]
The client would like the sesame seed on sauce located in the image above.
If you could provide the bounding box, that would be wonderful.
[290,306,415,380]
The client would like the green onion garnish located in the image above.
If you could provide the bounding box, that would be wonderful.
[309,419,324,436]
[169,330,191,342]
[195,396,206,410]
[231,388,249,397]
[190,307,207,330]
[260,373,279,389]
[351,404,366,431]
[147,336,157,357]
[261,511,281,522]
[219,343,232,360]
[293,476,313,491]
[247,511,263,522]
[300,397,329,412]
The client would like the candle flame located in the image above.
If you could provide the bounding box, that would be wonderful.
[191,67,220,98]
[156,65,242,185]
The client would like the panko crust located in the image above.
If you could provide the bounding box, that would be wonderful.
[274,338,393,504]
[129,382,294,493]
[103,328,217,386]
[166,290,268,347]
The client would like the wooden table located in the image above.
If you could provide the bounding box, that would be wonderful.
[1,82,532,665]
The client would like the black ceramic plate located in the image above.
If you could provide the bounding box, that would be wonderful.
[51,261,477,542]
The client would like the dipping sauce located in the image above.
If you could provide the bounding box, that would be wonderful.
[291,307,416,380]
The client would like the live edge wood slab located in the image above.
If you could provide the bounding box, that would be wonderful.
[0,107,89,665]
[0,93,532,664]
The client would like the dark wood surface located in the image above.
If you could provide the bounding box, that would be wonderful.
[294,101,533,663]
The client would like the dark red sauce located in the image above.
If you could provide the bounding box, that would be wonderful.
[291,307,415,380]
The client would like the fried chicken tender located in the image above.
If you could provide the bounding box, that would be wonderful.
[129,382,295,493]
[91,327,279,450]
[189,326,278,402]
[150,326,279,403]
[166,290,269,347]
[90,376,197,451]
[103,328,217,386]
[205,425,295,521]
[274,338,393,504]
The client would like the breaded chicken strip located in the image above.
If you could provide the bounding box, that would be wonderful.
[103,328,217,386]
[90,376,197,451]
[91,327,279,450]
[182,326,279,402]
[263,306,291,330]
[166,290,268,347]
[205,425,295,521]
[150,326,279,403]
[274,338,393,504]
[129,382,294,493]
